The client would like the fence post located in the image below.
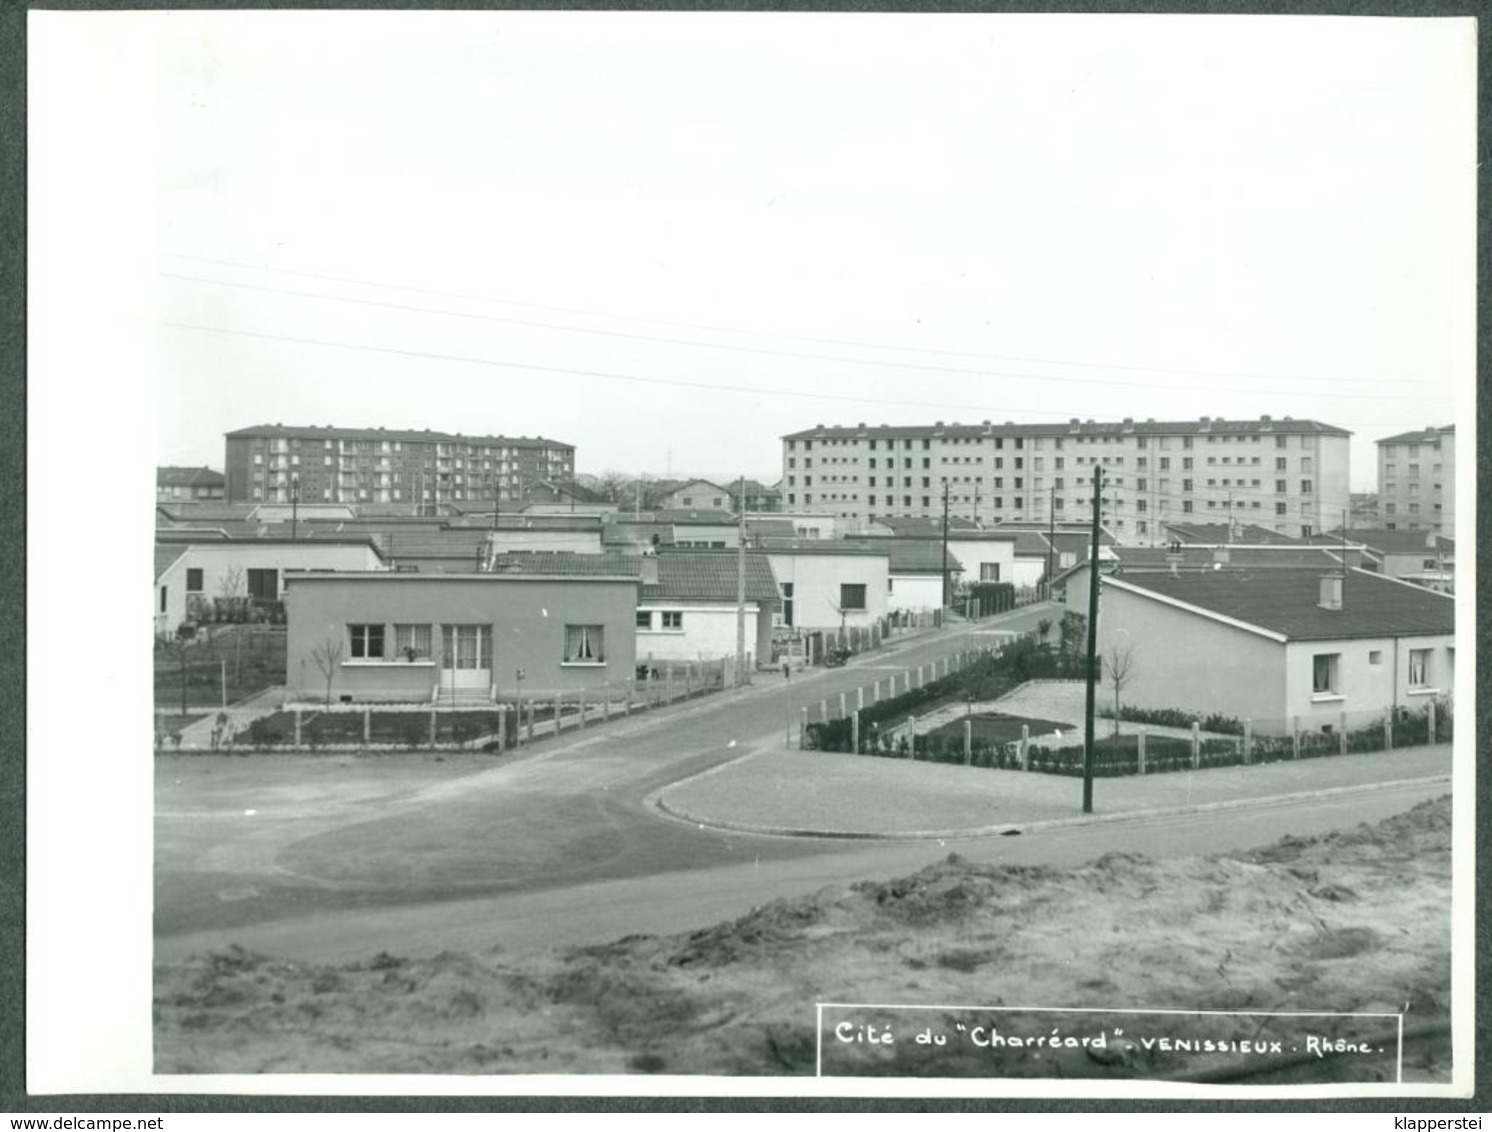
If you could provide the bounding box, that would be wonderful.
[1020,725,1029,771]
[942,657,950,678]
[904,670,912,694]
[526,700,535,743]
[907,713,917,758]
[294,708,302,747]
[872,679,881,703]
[554,695,563,733]
[1339,712,1348,756]
[666,668,674,702]
[819,697,829,722]
[1428,700,1437,744]
[838,692,847,719]
[1242,720,1251,765]
[430,708,437,746]
[1384,711,1393,751]
[578,689,587,729]
[685,665,693,698]
[1292,716,1301,759]
[602,686,611,722]
[856,686,865,712]
[497,707,506,753]
[964,718,972,765]
[1137,728,1146,775]
[364,707,371,745]
[852,711,860,753]
[1190,722,1200,769]
[799,706,808,749]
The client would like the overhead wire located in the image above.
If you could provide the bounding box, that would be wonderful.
[161,252,1431,390]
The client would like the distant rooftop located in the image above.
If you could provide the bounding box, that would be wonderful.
[225,423,573,448]
[1376,425,1455,446]
[783,416,1351,441]
[157,466,225,488]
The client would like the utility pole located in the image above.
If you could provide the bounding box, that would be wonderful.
[940,478,951,610]
[291,473,300,542]
[1046,488,1056,593]
[1082,465,1103,814]
[736,475,747,686]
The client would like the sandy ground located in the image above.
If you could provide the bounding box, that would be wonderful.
[154,795,1452,1081]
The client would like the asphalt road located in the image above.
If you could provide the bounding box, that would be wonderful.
[154,604,1447,963]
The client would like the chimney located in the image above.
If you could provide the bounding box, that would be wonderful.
[1319,574,1343,611]
[639,554,659,585]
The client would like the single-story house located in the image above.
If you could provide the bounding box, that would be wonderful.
[636,549,779,666]
[760,540,891,630]
[154,536,387,638]
[1324,528,1454,592]
[839,538,963,613]
[1054,544,1367,608]
[157,466,226,502]
[284,567,640,704]
[1068,565,1454,734]
[659,479,735,511]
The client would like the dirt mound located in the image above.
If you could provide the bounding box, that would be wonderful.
[155,796,1454,1078]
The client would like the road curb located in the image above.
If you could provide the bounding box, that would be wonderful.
[651,771,1453,842]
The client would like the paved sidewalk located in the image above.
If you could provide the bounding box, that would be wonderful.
[655,743,1453,838]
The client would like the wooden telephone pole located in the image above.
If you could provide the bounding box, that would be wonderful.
[1082,465,1103,814]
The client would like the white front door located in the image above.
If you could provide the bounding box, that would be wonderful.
[441,624,492,690]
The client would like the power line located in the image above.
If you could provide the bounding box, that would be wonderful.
[162,251,1429,389]
[159,318,1441,433]
[160,271,1442,402]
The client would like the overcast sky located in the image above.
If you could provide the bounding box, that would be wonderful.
[133,13,1474,488]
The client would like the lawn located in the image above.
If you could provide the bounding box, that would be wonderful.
[236,709,516,748]
[154,626,287,710]
[925,712,1073,746]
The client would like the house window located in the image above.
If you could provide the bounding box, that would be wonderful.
[980,563,1001,581]
[1369,650,1383,665]
[1312,653,1340,695]
[1408,649,1432,689]
[780,582,794,627]
[564,624,605,664]
[840,583,867,611]
[636,610,653,630]
[246,568,278,601]
[394,623,432,660]
[186,568,204,593]
[661,611,683,630]
[159,586,167,614]
[349,623,386,659]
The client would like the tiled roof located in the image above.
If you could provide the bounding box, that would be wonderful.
[154,545,186,580]
[1164,523,1307,546]
[1324,529,1455,557]
[652,508,739,525]
[745,518,798,540]
[224,423,573,448]
[645,550,779,603]
[156,503,259,523]
[783,417,1351,441]
[157,466,225,488]
[839,538,961,574]
[1376,425,1454,446]
[871,516,982,537]
[490,552,641,577]
[1111,568,1454,641]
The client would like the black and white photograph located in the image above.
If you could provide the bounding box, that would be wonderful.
[26,8,1475,1099]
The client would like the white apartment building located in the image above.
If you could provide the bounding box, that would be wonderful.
[780,416,1351,543]
[1376,425,1455,537]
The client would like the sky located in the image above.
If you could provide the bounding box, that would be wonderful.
[109,14,1487,487]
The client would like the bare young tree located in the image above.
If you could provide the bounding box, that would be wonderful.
[311,636,344,707]
[1105,638,1138,741]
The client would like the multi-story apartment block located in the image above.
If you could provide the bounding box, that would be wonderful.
[780,416,1351,543]
[225,424,575,508]
[1375,425,1455,536]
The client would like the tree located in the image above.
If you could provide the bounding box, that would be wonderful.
[1105,638,1137,742]
[1036,617,1054,647]
[311,636,344,707]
